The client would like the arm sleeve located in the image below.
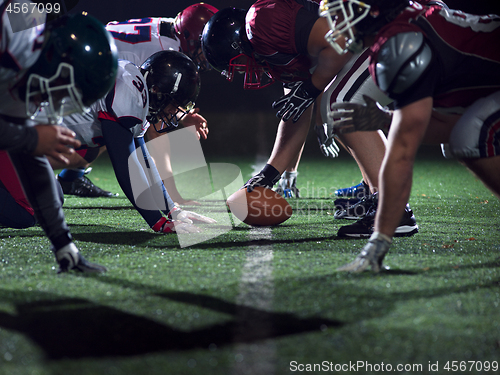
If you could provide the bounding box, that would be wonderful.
[100,118,164,228]
[0,118,38,153]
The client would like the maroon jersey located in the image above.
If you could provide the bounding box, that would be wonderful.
[245,0,320,83]
[369,2,500,111]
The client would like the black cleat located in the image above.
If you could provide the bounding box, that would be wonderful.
[56,175,118,198]
[337,203,419,239]
[334,193,377,220]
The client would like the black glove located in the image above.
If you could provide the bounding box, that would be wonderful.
[329,95,393,134]
[243,164,281,193]
[272,79,322,123]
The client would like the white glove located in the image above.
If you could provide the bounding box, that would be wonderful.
[329,95,392,134]
[170,208,217,224]
[337,232,392,273]
[314,123,340,158]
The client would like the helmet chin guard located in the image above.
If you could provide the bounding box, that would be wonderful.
[227,54,275,90]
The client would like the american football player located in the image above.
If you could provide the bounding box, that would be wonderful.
[319,0,500,272]
[0,2,118,273]
[55,50,216,234]
[56,3,218,202]
[201,4,418,237]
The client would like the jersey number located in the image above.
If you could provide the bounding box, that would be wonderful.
[133,76,148,108]
[108,18,153,44]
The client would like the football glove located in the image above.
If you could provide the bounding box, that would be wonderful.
[329,95,392,134]
[337,232,392,273]
[273,79,321,123]
[244,164,281,193]
[169,207,217,224]
[314,123,340,158]
[152,217,202,234]
[56,243,107,273]
[275,171,301,198]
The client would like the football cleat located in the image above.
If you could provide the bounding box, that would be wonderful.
[275,171,301,198]
[334,197,361,211]
[56,175,118,198]
[334,193,377,220]
[56,243,107,273]
[334,180,369,198]
[337,232,392,273]
[337,203,419,238]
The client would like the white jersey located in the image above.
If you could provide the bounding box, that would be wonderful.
[62,60,149,148]
[321,49,391,127]
[106,17,181,67]
[0,0,45,118]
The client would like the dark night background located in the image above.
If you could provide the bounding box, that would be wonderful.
[63,0,500,157]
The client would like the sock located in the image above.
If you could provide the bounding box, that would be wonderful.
[58,168,85,182]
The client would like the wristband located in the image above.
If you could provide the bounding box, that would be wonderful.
[301,78,322,99]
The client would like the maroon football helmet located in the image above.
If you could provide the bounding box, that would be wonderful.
[173,3,218,71]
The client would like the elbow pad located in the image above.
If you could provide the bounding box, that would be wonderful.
[375,32,433,96]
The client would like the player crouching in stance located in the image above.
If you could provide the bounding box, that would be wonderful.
[58,50,216,234]
[319,0,500,272]
[0,5,118,273]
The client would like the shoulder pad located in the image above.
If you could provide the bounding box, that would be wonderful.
[375,32,433,95]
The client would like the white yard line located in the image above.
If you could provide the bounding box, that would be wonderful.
[232,227,276,375]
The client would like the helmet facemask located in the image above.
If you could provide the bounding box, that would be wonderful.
[226,53,275,90]
[147,88,195,133]
[26,62,88,124]
[189,43,211,72]
[319,0,371,55]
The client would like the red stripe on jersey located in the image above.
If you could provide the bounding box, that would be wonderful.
[0,150,34,215]
[331,49,371,103]
[98,111,119,122]
[76,149,88,158]
[486,117,500,157]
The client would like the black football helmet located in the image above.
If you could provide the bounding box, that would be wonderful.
[201,7,274,89]
[319,0,410,54]
[25,12,118,124]
[140,50,201,133]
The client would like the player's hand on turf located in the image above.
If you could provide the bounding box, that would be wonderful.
[34,125,81,165]
[56,243,107,274]
[314,123,340,158]
[329,95,392,134]
[273,79,321,123]
[171,208,217,224]
[337,232,392,273]
[152,217,203,234]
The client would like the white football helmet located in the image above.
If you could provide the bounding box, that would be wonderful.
[319,0,371,54]
[319,0,411,55]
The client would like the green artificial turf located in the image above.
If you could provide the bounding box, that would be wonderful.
[0,148,499,375]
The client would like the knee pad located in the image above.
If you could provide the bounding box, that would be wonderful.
[448,91,500,159]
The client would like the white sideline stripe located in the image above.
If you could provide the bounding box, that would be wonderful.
[232,227,276,375]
